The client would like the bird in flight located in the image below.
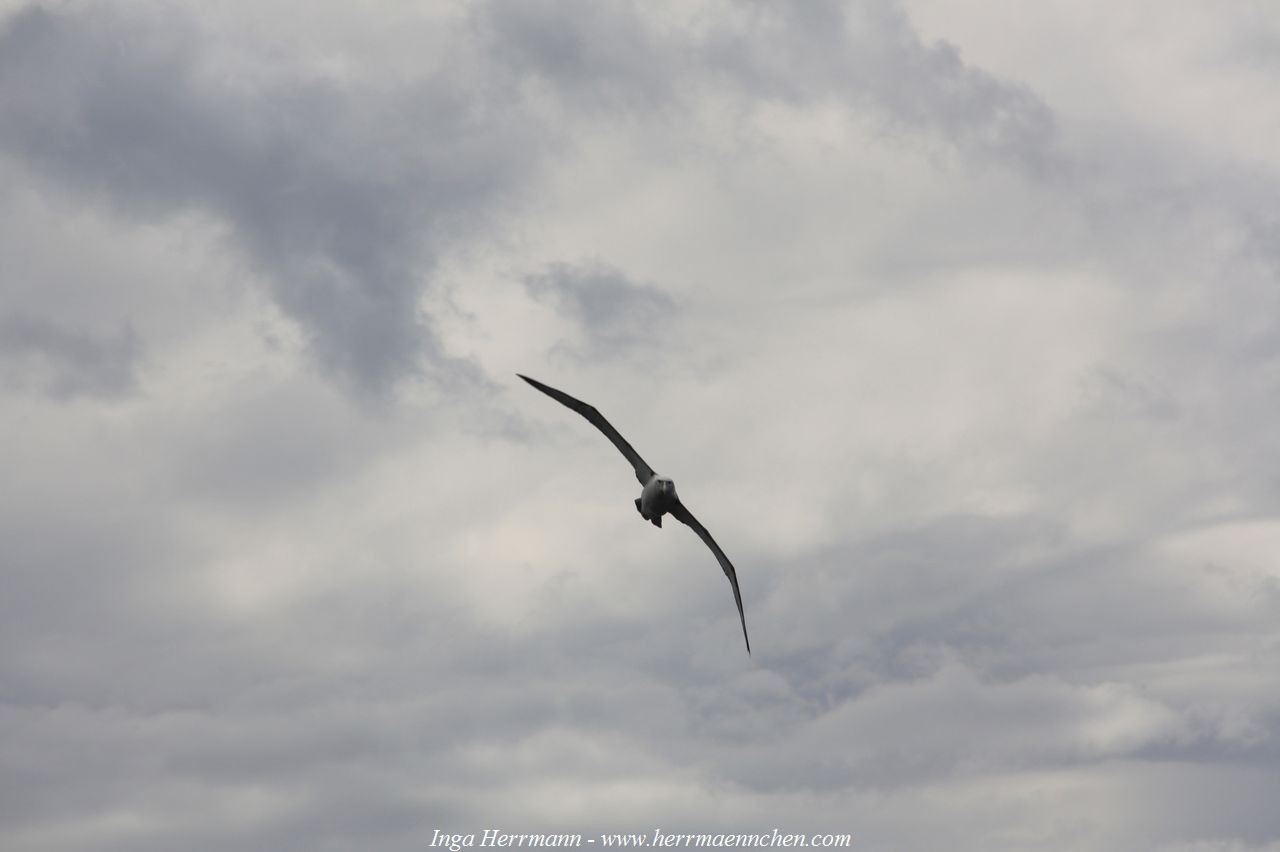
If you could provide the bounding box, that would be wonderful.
[518,374,750,655]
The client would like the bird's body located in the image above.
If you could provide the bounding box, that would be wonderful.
[637,475,678,527]
[518,374,751,655]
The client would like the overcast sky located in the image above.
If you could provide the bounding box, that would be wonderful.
[3,1,1280,849]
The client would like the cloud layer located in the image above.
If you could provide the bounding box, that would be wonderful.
[2,1,1279,850]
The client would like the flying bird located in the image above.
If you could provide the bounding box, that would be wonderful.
[519,374,750,655]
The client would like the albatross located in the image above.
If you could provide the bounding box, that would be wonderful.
[519,374,750,655]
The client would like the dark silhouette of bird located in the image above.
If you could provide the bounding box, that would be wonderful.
[519,374,750,655]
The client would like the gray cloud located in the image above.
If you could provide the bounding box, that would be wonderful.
[0,0,1062,397]
[0,4,534,394]
[705,0,1058,168]
[0,313,140,399]
[525,261,677,359]
[474,0,679,111]
[481,0,1059,170]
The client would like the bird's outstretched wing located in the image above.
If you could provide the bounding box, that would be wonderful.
[518,374,655,486]
[669,500,750,655]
